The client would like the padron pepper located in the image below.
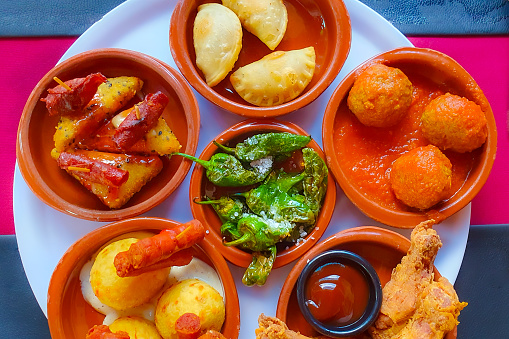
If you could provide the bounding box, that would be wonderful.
[235,170,316,225]
[194,196,246,224]
[173,152,271,187]
[220,221,244,242]
[302,147,328,216]
[213,132,311,162]
[223,214,293,252]
[242,246,277,287]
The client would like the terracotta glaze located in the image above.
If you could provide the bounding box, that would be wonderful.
[188,119,336,268]
[16,48,200,221]
[170,0,351,117]
[276,226,457,339]
[47,217,240,339]
[322,47,497,228]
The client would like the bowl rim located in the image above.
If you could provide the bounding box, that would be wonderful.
[295,249,382,337]
[47,217,240,339]
[322,46,498,228]
[16,48,200,222]
[276,225,457,338]
[169,0,352,118]
[188,118,336,269]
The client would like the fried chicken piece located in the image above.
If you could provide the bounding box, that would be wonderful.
[376,220,442,329]
[369,220,467,339]
[390,277,467,339]
[255,314,313,339]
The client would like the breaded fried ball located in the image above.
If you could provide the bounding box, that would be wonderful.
[390,145,452,210]
[90,238,169,310]
[421,93,487,153]
[155,279,225,339]
[110,316,162,339]
[347,63,413,128]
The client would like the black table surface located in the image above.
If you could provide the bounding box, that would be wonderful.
[1,0,508,338]
[1,0,508,36]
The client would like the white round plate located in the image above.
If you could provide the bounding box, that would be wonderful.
[13,0,470,337]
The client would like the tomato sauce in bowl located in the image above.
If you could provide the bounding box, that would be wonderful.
[322,47,497,228]
[334,74,480,212]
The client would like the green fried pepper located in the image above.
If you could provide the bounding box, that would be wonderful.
[302,147,328,216]
[213,132,311,162]
[194,196,246,224]
[223,214,293,252]
[220,221,244,241]
[173,152,271,186]
[235,170,315,225]
[242,246,277,286]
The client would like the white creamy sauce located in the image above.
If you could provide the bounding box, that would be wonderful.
[80,257,223,326]
[167,257,224,299]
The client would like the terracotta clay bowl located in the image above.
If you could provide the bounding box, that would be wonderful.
[277,226,457,339]
[322,47,497,228]
[47,217,240,339]
[16,48,200,221]
[170,0,351,118]
[188,119,336,268]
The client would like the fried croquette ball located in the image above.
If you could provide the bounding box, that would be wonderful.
[110,316,162,339]
[90,238,169,310]
[390,145,452,210]
[347,63,413,128]
[421,93,488,153]
[155,279,225,339]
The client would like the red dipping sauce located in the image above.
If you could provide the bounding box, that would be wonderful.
[304,262,369,326]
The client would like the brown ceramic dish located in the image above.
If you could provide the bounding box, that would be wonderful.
[322,47,497,228]
[16,48,200,221]
[276,226,457,339]
[47,217,240,339]
[188,119,336,269]
[170,0,351,118]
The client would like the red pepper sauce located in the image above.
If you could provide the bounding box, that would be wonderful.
[333,73,480,211]
[305,262,369,326]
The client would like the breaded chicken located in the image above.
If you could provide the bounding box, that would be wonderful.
[255,314,312,339]
[377,220,442,327]
[369,220,467,339]
[389,277,467,339]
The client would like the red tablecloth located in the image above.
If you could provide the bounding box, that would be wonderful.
[2,36,508,235]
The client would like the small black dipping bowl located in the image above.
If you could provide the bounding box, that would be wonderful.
[296,250,382,337]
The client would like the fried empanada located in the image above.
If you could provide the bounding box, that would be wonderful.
[230,47,316,106]
[222,0,287,50]
[193,3,242,87]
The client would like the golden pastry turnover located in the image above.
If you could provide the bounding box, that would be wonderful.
[222,0,288,50]
[193,3,242,87]
[230,47,316,106]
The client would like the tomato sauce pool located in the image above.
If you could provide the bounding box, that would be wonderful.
[333,73,481,212]
[305,262,369,326]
